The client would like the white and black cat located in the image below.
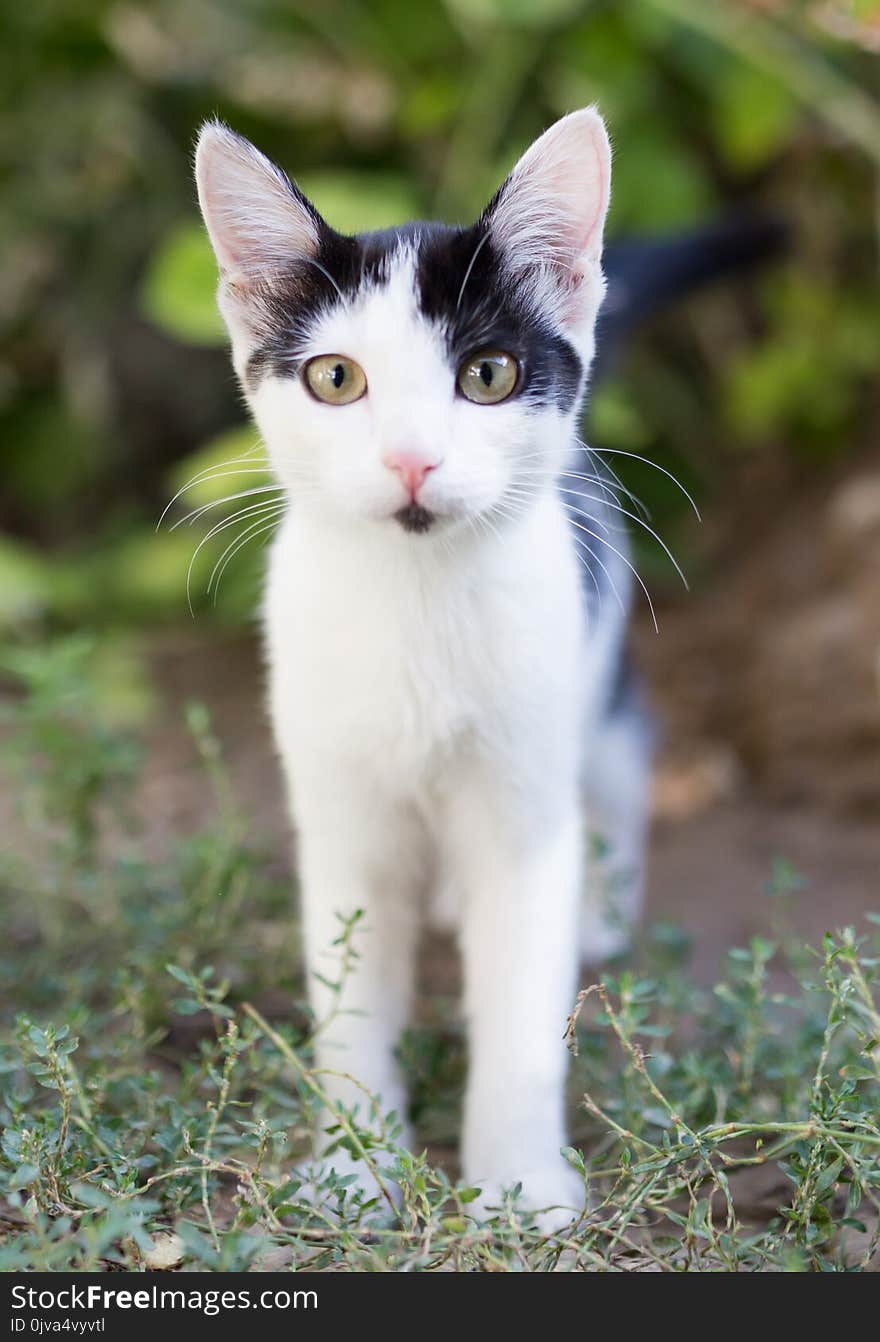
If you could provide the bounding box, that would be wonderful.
[195,107,650,1224]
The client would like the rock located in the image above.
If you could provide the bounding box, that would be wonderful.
[143,1231,185,1270]
[826,472,880,560]
[652,742,742,821]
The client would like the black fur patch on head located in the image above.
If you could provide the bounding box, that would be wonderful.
[244,222,429,388]
[243,230,369,388]
[394,502,435,534]
[415,222,583,413]
[242,216,583,413]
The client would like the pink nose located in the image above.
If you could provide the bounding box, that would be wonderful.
[381,449,441,499]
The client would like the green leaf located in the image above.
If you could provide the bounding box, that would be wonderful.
[270,1178,303,1206]
[105,528,209,616]
[140,223,225,346]
[444,0,584,28]
[9,1164,39,1191]
[608,128,713,231]
[27,1026,48,1057]
[165,964,194,986]
[297,171,420,235]
[458,1186,482,1203]
[0,537,54,628]
[713,61,797,171]
[815,1157,844,1196]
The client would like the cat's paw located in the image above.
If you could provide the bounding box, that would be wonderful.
[467,1162,587,1235]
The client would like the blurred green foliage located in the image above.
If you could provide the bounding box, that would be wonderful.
[1,1,878,629]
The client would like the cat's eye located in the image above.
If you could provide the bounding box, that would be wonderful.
[457,349,519,405]
[303,354,367,405]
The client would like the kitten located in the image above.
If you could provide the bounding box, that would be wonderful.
[195,108,650,1225]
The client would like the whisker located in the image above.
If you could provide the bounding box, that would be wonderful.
[569,440,653,522]
[456,230,491,313]
[185,502,285,615]
[302,257,345,303]
[473,503,506,546]
[194,498,283,548]
[561,495,614,534]
[158,461,272,529]
[509,455,650,519]
[165,445,268,488]
[561,491,689,590]
[568,516,658,633]
[207,511,287,606]
[568,537,602,604]
[171,484,283,531]
[587,447,701,520]
[558,471,651,522]
[569,533,626,617]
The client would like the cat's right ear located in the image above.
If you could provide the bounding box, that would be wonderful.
[482,108,611,332]
[194,120,323,289]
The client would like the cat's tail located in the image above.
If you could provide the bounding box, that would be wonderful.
[596,214,787,373]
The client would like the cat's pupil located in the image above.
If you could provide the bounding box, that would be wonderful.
[479,362,493,387]
[331,363,345,389]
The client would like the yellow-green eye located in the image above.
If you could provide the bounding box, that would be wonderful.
[457,349,519,405]
[304,354,367,405]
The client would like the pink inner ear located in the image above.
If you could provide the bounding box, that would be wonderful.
[576,131,610,263]
[489,109,612,280]
[532,115,610,266]
[195,122,320,285]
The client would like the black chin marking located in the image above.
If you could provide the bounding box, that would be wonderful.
[394,502,435,534]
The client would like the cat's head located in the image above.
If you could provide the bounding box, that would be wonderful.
[195,109,611,537]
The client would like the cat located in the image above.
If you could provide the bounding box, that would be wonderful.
[194,107,650,1226]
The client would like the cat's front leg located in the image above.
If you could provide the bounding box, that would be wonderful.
[448,786,586,1229]
[293,772,421,1184]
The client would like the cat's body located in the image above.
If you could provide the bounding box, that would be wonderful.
[195,109,650,1222]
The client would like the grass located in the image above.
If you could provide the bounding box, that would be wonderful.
[1,636,879,1272]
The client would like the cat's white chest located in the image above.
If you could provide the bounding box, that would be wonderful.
[264,502,587,790]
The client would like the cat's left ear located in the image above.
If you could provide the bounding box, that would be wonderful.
[483,107,611,330]
[194,120,323,287]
